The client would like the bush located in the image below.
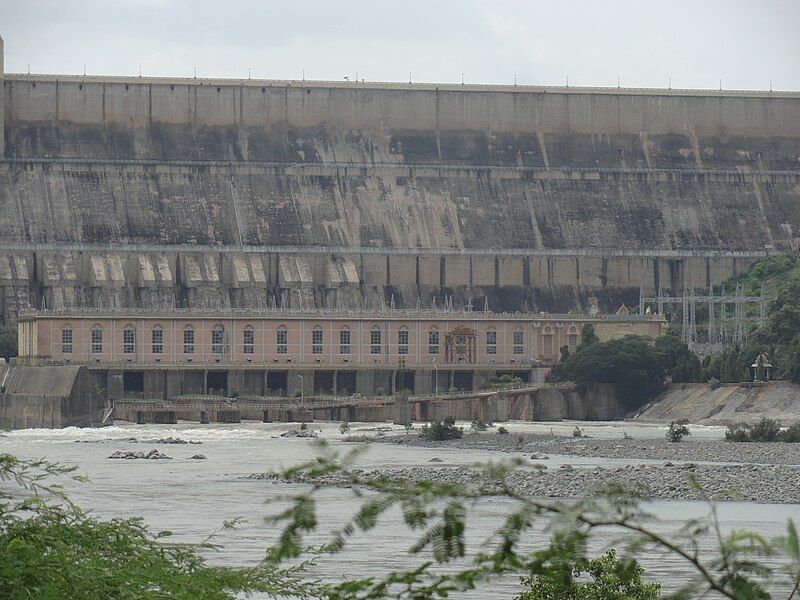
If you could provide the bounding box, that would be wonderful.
[300,423,308,431]
[375,387,385,396]
[725,423,752,442]
[516,549,660,600]
[293,390,303,398]
[750,417,781,442]
[339,421,350,434]
[470,419,491,433]
[725,418,800,442]
[342,435,374,443]
[419,418,463,441]
[497,426,509,435]
[708,377,721,390]
[572,426,583,438]
[666,420,690,443]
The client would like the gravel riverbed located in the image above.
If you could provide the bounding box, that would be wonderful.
[382,433,800,466]
[249,462,800,504]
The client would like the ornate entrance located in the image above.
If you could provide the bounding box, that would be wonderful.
[445,325,476,364]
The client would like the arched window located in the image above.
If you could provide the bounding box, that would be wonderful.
[339,326,351,355]
[243,325,255,354]
[151,325,164,354]
[276,325,288,354]
[542,326,554,356]
[312,325,323,355]
[398,326,409,355]
[486,327,497,355]
[183,326,195,354]
[123,324,135,354]
[370,326,382,355]
[91,324,103,354]
[567,325,579,353]
[513,327,524,355]
[61,325,73,354]
[428,326,439,354]
[212,325,225,355]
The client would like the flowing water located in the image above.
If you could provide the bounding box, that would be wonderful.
[2,421,798,598]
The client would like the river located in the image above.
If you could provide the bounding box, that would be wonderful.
[2,420,798,598]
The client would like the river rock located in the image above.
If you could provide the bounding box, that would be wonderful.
[429,457,444,463]
[280,429,318,438]
[109,449,172,460]
[189,454,207,460]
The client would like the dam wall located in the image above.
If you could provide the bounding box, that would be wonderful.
[2,70,799,323]
[636,381,800,425]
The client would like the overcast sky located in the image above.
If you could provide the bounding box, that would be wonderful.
[1,0,799,91]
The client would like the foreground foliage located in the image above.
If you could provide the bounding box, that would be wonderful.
[6,441,800,598]
[0,454,315,599]
[266,440,800,599]
[516,549,660,600]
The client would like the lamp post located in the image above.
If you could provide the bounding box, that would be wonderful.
[297,374,304,410]
[432,359,438,396]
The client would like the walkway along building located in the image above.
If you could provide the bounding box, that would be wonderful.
[16,307,666,401]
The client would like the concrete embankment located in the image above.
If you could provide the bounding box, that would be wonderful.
[636,381,800,425]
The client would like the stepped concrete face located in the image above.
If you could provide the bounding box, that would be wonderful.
[2,69,800,323]
[636,382,800,425]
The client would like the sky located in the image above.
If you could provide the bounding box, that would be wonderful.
[1,0,799,91]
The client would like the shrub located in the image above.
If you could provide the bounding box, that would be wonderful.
[666,420,690,443]
[708,377,721,390]
[726,418,800,442]
[375,387,385,396]
[572,426,583,438]
[300,423,308,431]
[750,417,781,442]
[293,390,303,398]
[516,549,660,600]
[470,419,491,433]
[419,417,463,441]
[342,435,374,443]
[339,421,350,434]
[725,423,752,442]
[497,426,509,435]
[781,423,800,443]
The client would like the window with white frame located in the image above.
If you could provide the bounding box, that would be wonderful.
[486,328,497,354]
[183,326,195,354]
[211,325,225,355]
[513,328,523,355]
[312,326,323,355]
[370,327,382,355]
[123,326,135,354]
[567,326,579,352]
[542,326,554,356]
[339,327,351,355]
[151,326,163,354]
[276,326,288,354]
[428,328,439,354]
[243,326,255,354]
[91,326,102,354]
[398,327,409,355]
[61,326,73,354]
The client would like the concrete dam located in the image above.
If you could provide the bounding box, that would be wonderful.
[2,38,799,324]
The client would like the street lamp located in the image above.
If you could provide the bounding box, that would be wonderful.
[297,374,304,409]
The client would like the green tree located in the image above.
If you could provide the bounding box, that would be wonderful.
[516,549,660,600]
[0,325,16,361]
[578,323,598,350]
[560,336,664,409]
[654,334,702,383]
